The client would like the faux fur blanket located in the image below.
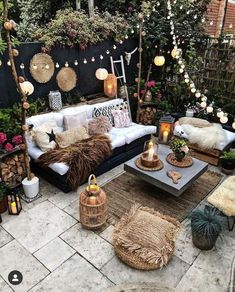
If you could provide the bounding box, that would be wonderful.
[181,123,226,149]
[37,135,112,190]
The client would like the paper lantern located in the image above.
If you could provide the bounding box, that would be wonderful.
[220,114,228,124]
[20,81,34,95]
[95,68,108,80]
[171,48,179,58]
[104,74,117,98]
[154,56,165,66]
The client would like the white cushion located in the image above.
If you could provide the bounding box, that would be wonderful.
[107,133,126,149]
[28,145,69,176]
[60,104,89,116]
[174,124,235,150]
[110,123,156,144]
[27,112,64,128]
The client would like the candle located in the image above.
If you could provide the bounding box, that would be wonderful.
[163,130,169,143]
[11,202,17,214]
[107,84,113,94]
[148,147,154,161]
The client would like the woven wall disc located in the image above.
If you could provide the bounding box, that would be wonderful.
[56,67,77,92]
[30,53,55,83]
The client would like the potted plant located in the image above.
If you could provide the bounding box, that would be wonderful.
[191,206,222,250]
[0,178,9,213]
[220,151,235,174]
[169,138,189,161]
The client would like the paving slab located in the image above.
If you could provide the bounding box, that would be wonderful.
[60,223,115,269]
[2,201,76,253]
[101,255,189,287]
[100,225,115,244]
[29,253,113,292]
[34,237,76,272]
[63,199,80,221]
[0,240,49,292]
[0,226,13,248]
[0,276,13,292]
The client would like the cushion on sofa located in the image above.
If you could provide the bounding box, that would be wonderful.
[88,116,112,135]
[112,109,131,128]
[27,112,64,129]
[93,105,114,125]
[56,126,89,148]
[64,111,88,130]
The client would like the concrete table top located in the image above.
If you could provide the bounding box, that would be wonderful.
[124,144,208,197]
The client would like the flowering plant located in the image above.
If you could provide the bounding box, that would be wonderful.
[0,132,22,153]
[169,138,189,154]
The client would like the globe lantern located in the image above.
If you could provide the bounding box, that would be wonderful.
[95,68,108,80]
[154,56,165,66]
[20,81,34,95]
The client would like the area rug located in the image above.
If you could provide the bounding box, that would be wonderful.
[103,170,222,224]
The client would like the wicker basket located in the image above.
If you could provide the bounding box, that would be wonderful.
[80,174,107,230]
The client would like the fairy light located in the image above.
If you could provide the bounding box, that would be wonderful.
[91,57,95,62]
[232,119,235,129]
[106,50,110,54]
[20,63,25,69]
[65,62,69,67]
[83,58,87,64]
[55,62,60,68]
[74,60,78,66]
[100,55,104,60]
[45,64,50,69]
[220,113,228,124]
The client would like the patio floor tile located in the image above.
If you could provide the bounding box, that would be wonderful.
[2,201,77,253]
[63,199,80,221]
[34,237,76,272]
[0,226,13,248]
[0,276,13,292]
[100,225,115,244]
[0,240,49,292]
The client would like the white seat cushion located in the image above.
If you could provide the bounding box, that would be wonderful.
[107,133,126,149]
[27,112,64,128]
[110,123,156,144]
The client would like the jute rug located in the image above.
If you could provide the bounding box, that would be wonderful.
[103,170,222,224]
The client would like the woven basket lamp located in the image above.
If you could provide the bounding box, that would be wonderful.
[104,74,117,98]
[80,174,107,230]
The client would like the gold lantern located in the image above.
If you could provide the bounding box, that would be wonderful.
[154,56,165,66]
[104,74,117,98]
[80,174,107,230]
[158,115,175,144]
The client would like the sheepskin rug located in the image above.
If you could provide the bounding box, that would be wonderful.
[207,176,235,216]
[181,123,226,149]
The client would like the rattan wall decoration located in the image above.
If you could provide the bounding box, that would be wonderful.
[30,53,55,83]
[56,67,77,92]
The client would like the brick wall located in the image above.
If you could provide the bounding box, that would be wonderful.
[205,0,235,37]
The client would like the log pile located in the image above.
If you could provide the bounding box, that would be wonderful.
[1,153,26,186]
[139,106,157,125]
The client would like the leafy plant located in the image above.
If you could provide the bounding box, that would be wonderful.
[220,151,235,160]
[0,178,8,202]
[191,206,222,237]
[169,137,188,153]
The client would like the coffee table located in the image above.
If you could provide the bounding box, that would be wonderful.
[124,144,208,197]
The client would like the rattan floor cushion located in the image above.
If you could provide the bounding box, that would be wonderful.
[112,204,181,270]
[207,176,235,216]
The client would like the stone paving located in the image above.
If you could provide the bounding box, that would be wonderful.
[0,164,234,292]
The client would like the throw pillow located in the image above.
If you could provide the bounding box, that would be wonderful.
[88,116,112,135]
[112,109,131,128]
[33,121,61,152]
[56,126,89,148]
[113,101,128,111]
[93,105,114,125]
[113,204,180,270]
[64,111,88,130]
[178,117,211,128]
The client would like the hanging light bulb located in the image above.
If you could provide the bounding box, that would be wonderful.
[201,96,207,102]
[184,73,189,79]
[154,56,165,66]
[217,109,224,118]
[194,15,198,20]
[131,29,134,34]
[206,104,213,113]
[229,24,233,29]
[100,55,104,60]
[119,40,123,44]
[125,35,128,39]
[200,101,207,108]
[186,11,190,15]
[91,57,95,62]
[33,64,38,70]
[113,45,117,50]
[45,64,50,69]
[191,88,196,93]
[185,78,190,83]
[190,83,195,88]
[106,50,110,54]
[20,63,25,69]
[210,21,213,26]
[220,113,228,124]
[179,68,184,73]
[178,60,183,65]
[180,5,183,9]
[83,58,87,64]
[195,92,201,98]
[74,60,78,66]
[65,62,69,67]
[232,119,235,129]
[201,18,205,23]
[55,62,60,68]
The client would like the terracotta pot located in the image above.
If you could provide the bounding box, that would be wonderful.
[0,196,8,214]
[174,151,185,162]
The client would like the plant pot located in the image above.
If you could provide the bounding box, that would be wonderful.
[174,151,185,162]
[0,196,8,214]
[192,231,219,250]
[220,158,235,175]
[22,176,39,199]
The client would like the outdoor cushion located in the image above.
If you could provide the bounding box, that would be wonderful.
[56,126,89,148]
[207,176,235,216]
[112,109,131,128]
[88,116,112,135]
[63,111,88,130]
[27,112,64,129]
[113,204,180,270]
[107,133,126,149]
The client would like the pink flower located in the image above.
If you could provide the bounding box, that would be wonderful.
[147,81,156,88]
[4,143,14,152]
[0,132,7,145]
[140,89,146,96]
[12,135,22,145]
[181,145,189,154]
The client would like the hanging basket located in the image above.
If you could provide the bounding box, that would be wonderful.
[79,174,108,230]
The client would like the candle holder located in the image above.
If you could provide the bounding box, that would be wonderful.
[7,189,22,215]
[158,115,175,144]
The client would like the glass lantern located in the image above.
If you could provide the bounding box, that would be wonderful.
[104,74,117,98]
[141,139,159,168]
[158,115,175,144]
[7,190,22,215]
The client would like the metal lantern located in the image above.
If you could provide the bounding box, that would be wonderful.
[104,74,117,98]
[80,174,107,230]
[158,115,175,144]
[48,90,62,111]
[7,190,22,215]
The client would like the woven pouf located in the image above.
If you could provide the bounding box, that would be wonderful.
[113,204,180,270]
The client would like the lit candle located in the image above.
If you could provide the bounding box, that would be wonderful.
[11,202,17,214]
[163,130,169,143]
[148,141,154,161]
[107,84,113,95]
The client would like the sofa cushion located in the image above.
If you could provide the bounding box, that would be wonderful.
[112,109,131,128]
[64,111,88,130]
[93,105,114,125]
[107,133,126,149]
[56,126,89,148]
[27,112,64,129]
[88,116,112,135]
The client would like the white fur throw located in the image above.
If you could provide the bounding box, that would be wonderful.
[181,123,226,149]
[207,176,235,216]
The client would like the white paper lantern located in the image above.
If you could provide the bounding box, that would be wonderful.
[154,56,165,66]
[200,101,207,108]
[95,68,108,80]
[20,81,34,95]
[232,121,235,129]
[195,92,201,98]
[206,105,213,113]
[217,110,224,118]
[220,114,228,124]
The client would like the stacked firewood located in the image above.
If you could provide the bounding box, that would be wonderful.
[139,107,157,125]
[1,153,26,186]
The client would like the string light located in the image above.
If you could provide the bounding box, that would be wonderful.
[220,113,228,124]
[33,64,38,70]
[45,64,50,69]
[119,40,123,44]
[113,45,117,50]
[91,57,95,62]
[7,60,11,66]
[125,35,128,39]
[55,62,60,68]
[206,104,214,113]
[217,109,224,118]
[232,119,235,130]
[106,50,110,54]
[83,58,87,64]
[20,63,24,69]
[131,29,134,34]
[100,55,104,60]
[65,62,69,67]
[74,60,78,66]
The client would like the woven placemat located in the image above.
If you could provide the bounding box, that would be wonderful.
[135,157,164,171]
[166,153,193,168]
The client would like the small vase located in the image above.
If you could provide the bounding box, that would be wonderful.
[174,151,185,162]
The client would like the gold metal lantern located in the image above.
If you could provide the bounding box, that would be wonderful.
[104,74,117,97]
[80,174,107,230]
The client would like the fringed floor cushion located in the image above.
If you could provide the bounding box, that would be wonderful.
[112,204,181,270]
[207,176,235,216]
